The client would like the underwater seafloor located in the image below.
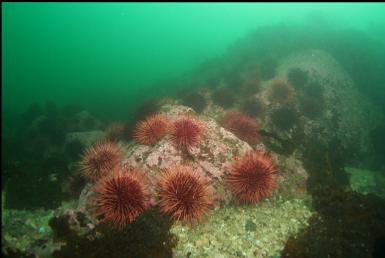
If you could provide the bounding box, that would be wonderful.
[3,23,385,258]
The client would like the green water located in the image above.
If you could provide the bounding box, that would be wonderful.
[3,3,385,258]
[3,3,385,120]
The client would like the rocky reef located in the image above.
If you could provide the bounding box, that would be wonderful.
[3,29,385,258]
[3,102,313,258]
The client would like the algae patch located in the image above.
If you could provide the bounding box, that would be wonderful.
[171,197,313,258]
[345,166,385,198]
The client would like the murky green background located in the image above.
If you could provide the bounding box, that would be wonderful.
[3,3,385,120]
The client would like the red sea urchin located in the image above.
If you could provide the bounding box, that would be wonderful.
[79,141,123,182]
[133,114,170,145]
[171,116,204,151]
[227,151,277,204]
[222,111,260,145]
[157,165,213,224]
[92,168,151,230]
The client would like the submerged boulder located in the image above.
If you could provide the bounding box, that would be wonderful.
[65,130,105,148]
[274,49,384,164]
[42,103,310,258]
[124,104,254,206]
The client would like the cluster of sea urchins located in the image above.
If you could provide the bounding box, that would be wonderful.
[78,112,277,230]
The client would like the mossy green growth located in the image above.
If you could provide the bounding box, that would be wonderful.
[2,208,57,256]
[2,189,7,225]
[345,166,385,198]
[245,219,257,232]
